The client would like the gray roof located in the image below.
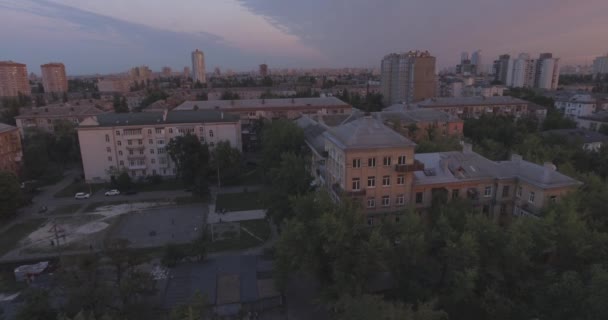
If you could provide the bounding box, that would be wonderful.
[294,116,328,155]
[175,97,349,111]
[378,108,458,123]
[543,129,608,144]
[414,151,581,189]
[0,122,17,134]
[417,96,529,108]
[82,110,239,127]
[324,116,416,150]
[16,104,105,119]
[578,111,608,122]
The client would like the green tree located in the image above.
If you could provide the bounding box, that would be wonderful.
[114,171,133,191]
[15,288,57,320]
[220,90,240,100]
[265,152,312,224]
[166,134,210,195]
[260,119,305,173]
[113,94,128,113]
[210,140,242,184]
[0,171,21,219]
[169,291,209,320]
[333,295,447,320]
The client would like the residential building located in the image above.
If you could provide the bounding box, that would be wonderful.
[381,51,436,106]
[130,66,152,81]
[191,49,206,84]
[506,53,535,88]
[162,67,172,77]
[471,50,483,72]
[97,77,131,93]
[298,117,581,224]
[15,103,105,135]
[40,63,68,93]
[206,87,296,101]
[503,53,559,90]
[575,111,608,132]
[259,64,268,77]
[592,53,608,76]
[462,85,505,97]
[461,52,469,62]
[0,123,23,176]
[493,54,510,84]
[77,110,241,182]
[535,53,560,90]
[0,61,30,97]
[415,96,542,119]
[542,129,608,151]
[554,94,600,119]
[456,60,477,76]
[183,67,191,78]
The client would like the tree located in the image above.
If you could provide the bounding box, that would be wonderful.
[0,171,21,219]
[210,140,242,184]
[333,295,447,320]
[265,152,312,224]
[260,119,305,173]
[166,134,210,195]
[115,171,133,191]
[169,291,210,320]
[599,124,608,135]
[220,90,240,100]
[113,94,129,113]
[15,288,57,320]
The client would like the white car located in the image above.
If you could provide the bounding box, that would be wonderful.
[104,189,120,196]
[74,192,90,199]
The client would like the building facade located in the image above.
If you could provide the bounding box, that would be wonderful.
[15,104,105,135]
[535,53,560,90]
[576,111,608,132]
[493,54,510,84]
[0,61,30,97]
[592,54,608,76]
[554,94,600,119]
[416,96,542,120]
[503,53,559,90]
[298,117,581,225]
[381,51,436,106]
[259,64,268,77]
[0,123,23,176]
[41,63,68,93]
[191,49,206,84]
[78,110,242,182]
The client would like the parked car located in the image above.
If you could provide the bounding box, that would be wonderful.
[74,192,90,199]
[104,189,120,196]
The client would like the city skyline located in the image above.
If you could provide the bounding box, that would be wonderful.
[1,0,607,75]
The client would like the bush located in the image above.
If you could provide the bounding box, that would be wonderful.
[161,243,187,267]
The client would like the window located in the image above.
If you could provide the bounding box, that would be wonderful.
[118,151,123,156]
[105,134,110,142]
[116,130,121,136]
[516,186,522,198]
[209,130,214,137]
[367,197,376,208]
[138,139,143,145]
[169,128,173,134]
[128,140,132,146]
[106,147,111,153]
[124,129,142,135]
[352,158,361,168]
[352,178,360,191]
[109,165,114,170]
[383,156,392,166]
[157,140,165,145]
[397,155,406,165]
[502,186,510,197]
[147,129,152,134]
[158,148,166,154]
[129,150,134,155]
[397,175,405,185]
[368,158,376,167]
[155,128,163,134]
[382,175,390,187]
[108,156,112,161]
[484,186,492,197]
[452,189,459,199]
[117,141,122,146]
[382,196,390,207]
[367,217,374,226]
[149,139,153,144]
[119,160,124,166]
[415,192,423,204]
[151,159,156,164]
[528,191,535,203]
[150,149,155,154]
[367,176,376,188]
[500,204,507,215]
[139,150,144,155]
[396,194,405,206]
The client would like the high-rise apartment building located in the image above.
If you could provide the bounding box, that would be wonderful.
[503,53,559,90]
[183,67,191,78]
[461,52,469,63]
[535,53,560,90]
[493,54,510,84]
[191,49,206,84]
[259,64,268,77]
[0,123,22,176]
[592,53,608,76]
[161,67,172,77]
[471,50,483,71]
[381,51,436,106]
[0,61,31,97]
[41,63,68,93]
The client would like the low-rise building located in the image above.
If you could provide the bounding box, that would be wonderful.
[15,103,106,135]
[0,123,22,176]
[542,129,608,151]
[416,96,542,119]
[298,116,580,224]
[77,110,241,182]
[554,94,604,119]
[206,87,296,100]
[576,111,608,132]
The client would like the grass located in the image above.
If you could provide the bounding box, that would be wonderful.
[208,219,270,253]
[240,219,272,241]
[0,218,46,256]
[54,181,106,198]
[215,191,265,211]
[48,204,82,215]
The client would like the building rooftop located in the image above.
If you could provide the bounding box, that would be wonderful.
[15,103,105,119]
[80,110,239,127]
[294,116,328,156]
[0,123,18,134]
[417,96,529,108]
[414,150,581,189]
[542,128,608,144]
[324,116,416,150]
[378,108,459,123]
[174,97,350,111]
[0,61,26,67]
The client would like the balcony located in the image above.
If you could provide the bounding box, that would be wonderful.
[127,154,146,160]
[128,164,147,170]
[394,160,425,172]
[125,144,146,150]
[332,183,366,197]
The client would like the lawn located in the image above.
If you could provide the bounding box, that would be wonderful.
[240,219,272,241]
[54,181,106,198]
[49,203,82,215]
[208,219,271,253]
[215,191,265,212]
[0,218,46,256]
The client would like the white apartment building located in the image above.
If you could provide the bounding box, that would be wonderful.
[505,53,559,90]
[191,49,206,84]
[78,110,241,182]
[592,54,608,76]
[554,94,599,119]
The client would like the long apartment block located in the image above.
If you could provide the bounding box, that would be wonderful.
[78,110,241,182]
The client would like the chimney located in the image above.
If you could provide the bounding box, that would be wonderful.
[462,143,473,153]
[510,154,522,162]
[162,109,168,121]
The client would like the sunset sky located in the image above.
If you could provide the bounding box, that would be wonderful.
[1,0,607,75]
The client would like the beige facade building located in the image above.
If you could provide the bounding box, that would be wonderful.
[416,96,545,120]
[298,116,580,225]
[77,110,242,182]
[191,49,206,84]
[15,103,105,135]
[41,63,68,93]
[381,51,436,106]
[0,123,23,176]
[0,61,31,97]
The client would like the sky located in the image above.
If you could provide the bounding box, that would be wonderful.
[1,0,607,75]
